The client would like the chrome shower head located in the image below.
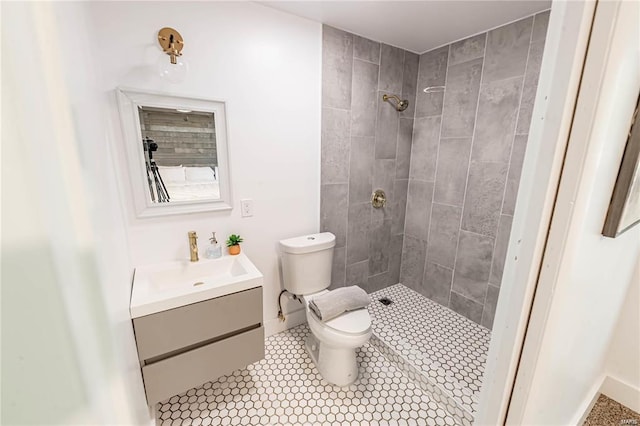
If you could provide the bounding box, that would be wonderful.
[383,94,409,112]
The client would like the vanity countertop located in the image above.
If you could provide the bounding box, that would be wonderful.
[130,252,263,318]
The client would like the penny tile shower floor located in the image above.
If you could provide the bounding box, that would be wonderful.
[156,284,490,425]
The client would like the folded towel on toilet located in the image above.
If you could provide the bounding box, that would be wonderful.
[308,286,371,322]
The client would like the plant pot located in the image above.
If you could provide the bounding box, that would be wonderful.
[228,245,241,255]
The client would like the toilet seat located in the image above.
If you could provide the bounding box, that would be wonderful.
[311,308,371,335]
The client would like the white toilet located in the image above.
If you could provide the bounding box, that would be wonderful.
[279,232,372,386]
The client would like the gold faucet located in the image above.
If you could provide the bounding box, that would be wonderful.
[188,231,199,262]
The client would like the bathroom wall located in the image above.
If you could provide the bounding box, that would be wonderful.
[603,258,640,412]
[320,26,418,293]
[84,2,322,335]
[3,2,148,423]
[401,11,550,328]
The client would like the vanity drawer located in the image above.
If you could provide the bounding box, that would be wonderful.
[133,286,262,361]
[142,326,264,404]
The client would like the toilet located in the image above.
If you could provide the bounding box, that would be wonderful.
[279,232,372,386]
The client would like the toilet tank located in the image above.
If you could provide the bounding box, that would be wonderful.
[279,232,336,295]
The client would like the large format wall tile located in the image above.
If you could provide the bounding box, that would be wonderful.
[330,246,346,290]
[400,235,426,293]
[481,284,500,329]
[434,137,472,206]
[448,33,486,66]
[395,118,414,179]
[321,107,351,184]
[483,17,533,83]
[351,59,379,137]
[388,234,404,285]
[416,46,448,118]
[409,116,441,182]
[322,27,414,293]
[323,14,549,329]
[353,35,380,63]
[347,202,371,264]
[453,231,493,304]
[516,40,545,135]
[322,26,353,109]
[349,136,374,203]
[391,179,409,236]
[489,214,513,286]
[532,10,550,43]
[405,180,434,241]
[379,44,404,95]
[367,271,390,293]
[461,161,508,238]
[375,92,400,159]
[427,203,462,269]
[472,77,523,163]
[450,291,483,324]
[321,183,348,248]
[372,159,396,223]
[502,134,528,215]
[441,58,483,138]
[422,262,453,307]
[369,219,392,276]
[401,52,419,118]
[346,260,368,287]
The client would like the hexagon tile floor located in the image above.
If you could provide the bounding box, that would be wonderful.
[368,284,491,422]
[156,324,460,426]
[155,284,490,425]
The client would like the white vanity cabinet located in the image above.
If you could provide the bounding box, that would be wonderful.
[132,287,264,404]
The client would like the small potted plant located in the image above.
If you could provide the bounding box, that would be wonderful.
[226,234,243,255]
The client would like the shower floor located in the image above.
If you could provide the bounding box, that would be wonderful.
[368,284,491,423]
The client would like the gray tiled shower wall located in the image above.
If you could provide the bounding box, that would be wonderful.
[320,11,549,329]
[320,26,419,294]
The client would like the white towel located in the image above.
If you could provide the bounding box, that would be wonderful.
[308,286,370,322]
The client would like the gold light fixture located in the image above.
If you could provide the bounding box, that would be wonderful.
[157,27,184,64]
[156,27,188,83]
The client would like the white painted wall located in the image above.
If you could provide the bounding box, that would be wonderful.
[509,1,640,424]
[84,2,322,334]
[602,258,640,412]
[3,2,146,423]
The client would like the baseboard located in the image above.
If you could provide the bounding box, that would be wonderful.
[572,375,605,426]
[601,375,640,414]
[264,307,307,337]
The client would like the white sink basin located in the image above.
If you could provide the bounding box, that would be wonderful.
[130,252,263,318]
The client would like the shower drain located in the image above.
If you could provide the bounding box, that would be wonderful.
[378,297,393,306]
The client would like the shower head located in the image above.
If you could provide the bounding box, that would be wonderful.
[382,94,409,112]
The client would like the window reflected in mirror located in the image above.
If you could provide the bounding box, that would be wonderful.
[138,106,220,203]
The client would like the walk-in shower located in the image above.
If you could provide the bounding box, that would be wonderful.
[320,9,550,424]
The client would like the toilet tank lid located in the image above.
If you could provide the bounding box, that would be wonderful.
[279,232,336,254]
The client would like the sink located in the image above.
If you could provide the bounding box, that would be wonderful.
[130,252,263,318]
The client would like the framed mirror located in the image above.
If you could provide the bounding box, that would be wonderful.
[117,88,232,217]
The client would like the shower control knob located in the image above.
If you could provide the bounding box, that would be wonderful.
[371,189,386,209]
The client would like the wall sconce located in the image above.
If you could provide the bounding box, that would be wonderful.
[157,27,188,83]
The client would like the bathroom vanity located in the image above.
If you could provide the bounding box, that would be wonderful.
[130,253,264,404]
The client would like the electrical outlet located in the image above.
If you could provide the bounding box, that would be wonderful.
[240,199,253,217]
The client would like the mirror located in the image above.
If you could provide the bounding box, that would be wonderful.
[117,89,232,217]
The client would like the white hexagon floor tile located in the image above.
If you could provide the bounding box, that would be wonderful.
[368,284,490,417]
[156,324,460,425]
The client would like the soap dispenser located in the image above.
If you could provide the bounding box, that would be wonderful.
[205,232,223,259]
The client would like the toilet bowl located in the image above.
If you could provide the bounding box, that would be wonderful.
[279,232,373,386]
[303,291,372,386]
